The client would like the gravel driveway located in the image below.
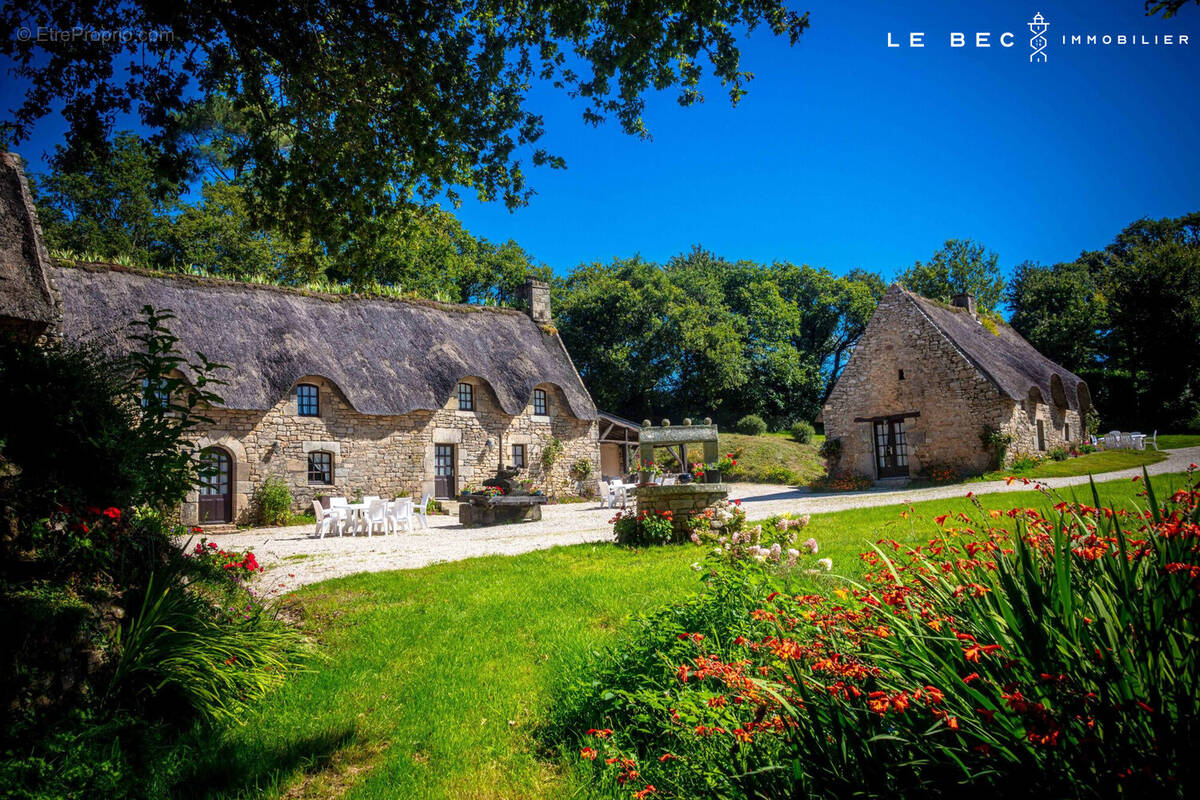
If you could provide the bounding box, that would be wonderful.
[200,447,1200,595]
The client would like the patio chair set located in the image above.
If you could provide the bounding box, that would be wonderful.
[310,494,433,538]
[597,474,679,509]
[1090,430,1158,451]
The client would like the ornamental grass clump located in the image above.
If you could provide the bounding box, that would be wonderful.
[560,468,1200,799]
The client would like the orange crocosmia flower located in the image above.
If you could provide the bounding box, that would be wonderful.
[586,728,613,738]
[676,664,690,683]
[947,716,960,731]
[580,747,597,760]
[934,514,950,526]
[658,753,677,762]
[633,786,657,799]
[962,672,980,683]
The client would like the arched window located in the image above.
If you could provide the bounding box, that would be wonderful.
[533,388,548,416]
[308,451,334,485]
[297,383,320,416]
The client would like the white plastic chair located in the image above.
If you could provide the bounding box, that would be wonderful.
[388,498,414,533]
[598,481,612,509]
[362,495,381,504]
[312,501,338,538]
[414,493,433,529]
[1149,430,1158,450]
[362,499,390,536]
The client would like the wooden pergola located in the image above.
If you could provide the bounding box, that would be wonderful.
[598,411,641,474]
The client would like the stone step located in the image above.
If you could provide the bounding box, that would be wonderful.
[195,523,238,535]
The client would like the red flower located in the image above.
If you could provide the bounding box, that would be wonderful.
[102,507,121,520]
[658,753,677,762]
[580,747,597,760]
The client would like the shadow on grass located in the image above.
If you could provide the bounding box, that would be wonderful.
[170,724,360,799]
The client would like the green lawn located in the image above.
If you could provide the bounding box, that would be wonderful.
[975,448,1167,482]
[1159,433,1200,450]
[187,471,1196,799]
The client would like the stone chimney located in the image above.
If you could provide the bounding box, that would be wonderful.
[951,292,977,318]
[518,279,551,324]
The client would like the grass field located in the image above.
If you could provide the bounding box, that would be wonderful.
[974,448,1167,482]
[188,470,1196,799]
[1159,434,1200,450]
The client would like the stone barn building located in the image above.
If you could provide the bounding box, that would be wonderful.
[823,285,1091,479]
[0,154,602,525]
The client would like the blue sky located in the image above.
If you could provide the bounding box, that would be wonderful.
[4,0,1198,281]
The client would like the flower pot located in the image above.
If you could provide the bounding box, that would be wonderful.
[678,473,694,484]
[705,470,722,484]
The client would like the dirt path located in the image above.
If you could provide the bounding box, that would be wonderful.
[201,447,1199,596]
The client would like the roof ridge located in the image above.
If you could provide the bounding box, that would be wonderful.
[53,260,523,316]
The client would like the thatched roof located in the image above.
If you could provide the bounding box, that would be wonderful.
[0,154,57,328]
[899,286,1091,412]
[51,263,598,419]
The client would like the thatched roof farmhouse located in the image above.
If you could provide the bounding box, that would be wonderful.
[0,153,603,525]
[823,285,1092,479]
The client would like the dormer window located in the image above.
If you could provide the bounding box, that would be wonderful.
[458,382,474,411]
[533,388,548,416]
[297,383,320,417]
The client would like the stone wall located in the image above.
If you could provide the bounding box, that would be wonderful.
[1002,397,1083,458]
[824,290,1007,478]
[183,375,599,525]
[634,484,730,541]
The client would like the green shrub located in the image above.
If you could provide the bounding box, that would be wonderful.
[789,420,816,444]
[734,414,767,436]
[569,458,593,481]
[610,508,675,546]
[762,464,801,485]
[254,476,292,526]
[1048,446,1070,462]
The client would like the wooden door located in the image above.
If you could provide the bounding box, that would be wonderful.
[434,444,455,498]
[873,418,909,478]
[198,447,233,523]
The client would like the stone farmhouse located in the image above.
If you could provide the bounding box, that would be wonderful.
[823,285,1092,479]
[0,153,602,525]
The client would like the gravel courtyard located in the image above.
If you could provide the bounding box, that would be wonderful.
[199,447,1200,595]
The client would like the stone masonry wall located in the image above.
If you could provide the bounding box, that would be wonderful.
[183,376,599,525]
[1002,398,1082,458]
[824,289,1007,478]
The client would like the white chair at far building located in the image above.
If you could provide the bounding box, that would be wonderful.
[312,500,340,539]
[388,497,414,533]
[414,493,433,529]
[362,498,392,536]
[598,481,612,509]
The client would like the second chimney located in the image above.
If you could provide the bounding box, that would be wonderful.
[519,279,551,324]
[951,292,977,318]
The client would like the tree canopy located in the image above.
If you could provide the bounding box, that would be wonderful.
[1,0,809,252]
[898,238,1005,312]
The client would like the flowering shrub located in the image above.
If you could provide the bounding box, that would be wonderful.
[611,509,675,546]
[698,513,828,574]
[684,499,747,544]
[184,536,264,581]
[561,468,1200,798]
[808,470,873,492]
[928,464,961,485]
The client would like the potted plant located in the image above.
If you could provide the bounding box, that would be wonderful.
[638,458,663,485]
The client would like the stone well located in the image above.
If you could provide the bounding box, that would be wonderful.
[635,483,730,541]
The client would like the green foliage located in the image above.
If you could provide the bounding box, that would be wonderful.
[1009,212,1200,429]
[254,477,293,527]
[790,420,816,443]
[4,1,809,255]
[734,414,768,436]
[818,436,843,465]
[541,437,565,472]
[1048,446,1070,462]
[556,253,885,428]
[980,425,1015,469]
[898,238,1004,312]
[109,572,307,724]
[569,458,593,481]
